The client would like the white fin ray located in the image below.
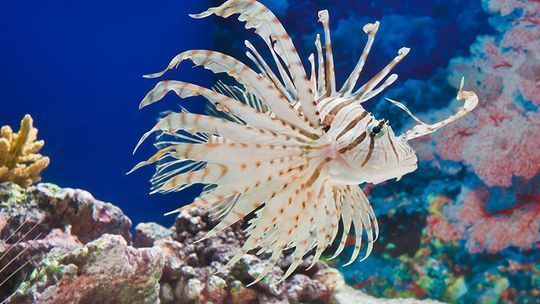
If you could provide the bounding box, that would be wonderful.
[357,186,379,242]
[160,154,304,194]
[315,34,326,99]
[340,22,380,95]
[191,0,321,129]
[342,185,375,266]
[244,41,294,103]
[353,47,410,98]
[318,10,336,96]
[144,50,318,136]
[224,159,320,277]
[330,187,353,259]
[279,176,328,281]
[308,54,317,97]
[201,170,302,241]
[211,81,269,123]
[353,188,375,262]
[166,187,241,216]
[135,112,300,152]
[358,74,398,103]
[130,142,303,176]
[138,80,304,140]
[307,181,336,269]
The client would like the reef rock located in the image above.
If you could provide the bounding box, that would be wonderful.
[8,234,164,304]
[0,183,152,303]
[1,182,441,303]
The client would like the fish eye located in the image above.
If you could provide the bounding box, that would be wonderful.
[369,121,387,138]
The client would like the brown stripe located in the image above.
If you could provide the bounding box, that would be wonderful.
[306,162,326,188]
[318,97,336,113]
[322,101,347,127]
[360,136,375,167]
[336,112,369,139]
[338,132,366,154]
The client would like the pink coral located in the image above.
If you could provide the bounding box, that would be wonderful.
[426,195,465,243]
[485,0,540,17]
[448,187,540,254]
[460,112,540,187]
[434,4,540,187]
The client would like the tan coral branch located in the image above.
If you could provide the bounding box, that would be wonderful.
[0,114,50,187]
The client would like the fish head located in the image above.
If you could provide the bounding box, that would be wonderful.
[330,117,418,185]
[356,118,418,184]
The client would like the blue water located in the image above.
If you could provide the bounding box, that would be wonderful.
[0,0,214,226]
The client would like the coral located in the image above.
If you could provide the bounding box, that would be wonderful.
[449,187,540,254]
[435,2,540,187]
[425,195,464,243]
[338,189,539,303]
[0,115,49,188]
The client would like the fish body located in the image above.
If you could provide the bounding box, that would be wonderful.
[132,0,478,283]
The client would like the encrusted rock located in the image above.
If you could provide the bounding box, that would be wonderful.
[159,282,174,303]
[150,207,347,303]
[135,222,172,247]
[0,182,132,244]
[7,234,163,304]
[34,183,132,243]
[0,182,132,301]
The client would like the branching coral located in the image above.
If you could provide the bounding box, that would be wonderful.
[427,187,540,254]
[0,115,50,188]
[454,187,540,254]
[435,2,540,187]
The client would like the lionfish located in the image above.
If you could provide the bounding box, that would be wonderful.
[131,0,478,283]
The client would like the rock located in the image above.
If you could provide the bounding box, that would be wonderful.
[286,274,332,303]
[34,183,132,243]
[0,182,131,301]
[229,280,258,303]
[159,282,174,303]
[7,234,164,304]
[135,222,172,247]
[206,275,227,303]
[185,278,204,301]
[0,182,132,244]
[1,182,443,304]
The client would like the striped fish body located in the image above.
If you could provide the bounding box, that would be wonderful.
[132,0,478,284]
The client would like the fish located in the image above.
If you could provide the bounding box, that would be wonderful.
[131,0,478,284]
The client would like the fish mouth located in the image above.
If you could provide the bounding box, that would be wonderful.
[389,78,479,140]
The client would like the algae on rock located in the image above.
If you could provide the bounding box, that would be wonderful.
[0,115,49,188]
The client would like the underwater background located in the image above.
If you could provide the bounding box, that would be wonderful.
[1,0,538,303]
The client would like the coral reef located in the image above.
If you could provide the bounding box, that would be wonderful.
[1,182,439,303]
[337,193,540,303]
[0,115,49,188]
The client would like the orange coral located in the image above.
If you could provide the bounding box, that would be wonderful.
[0,114,50,187]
